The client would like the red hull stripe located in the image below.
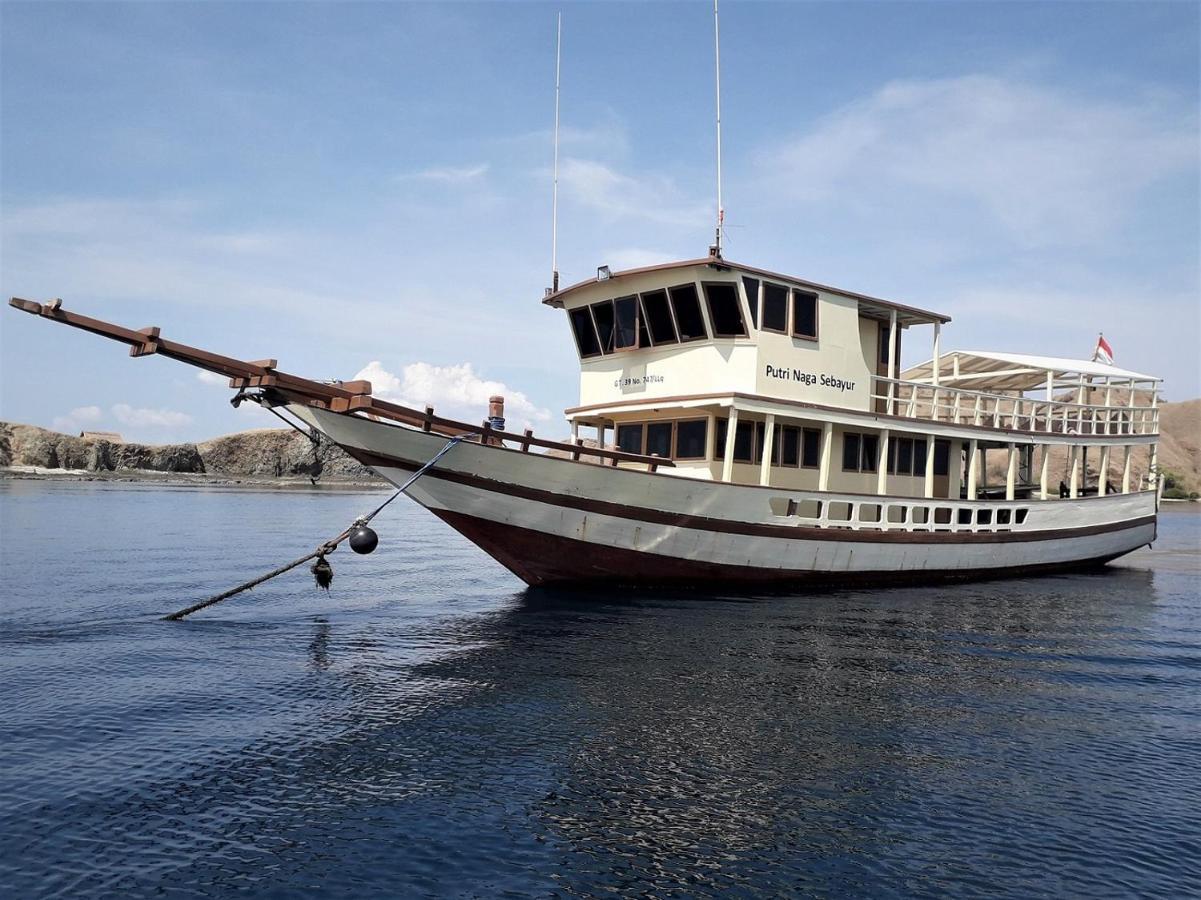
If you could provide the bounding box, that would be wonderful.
[431,509,1135,588]
[345,446,1156,547]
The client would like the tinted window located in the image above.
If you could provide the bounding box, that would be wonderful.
[676,420,707,459]
[614,295,638,349]
[753,421,766,464]
[914,439,928,475]
[637,311,651,348]
[703,283,746,337]
[569,307,601,358]
[897,438,913,474]
[861,434,879,472]
[641,290,678,344]
[802,428,821,467]
[669,285,707,341]
[780,426,800,466]
[762,283,789,333]
[878,323,891,364]
[592,301,615,353]
[734,421,754,462]
[742,277,760,328]
[843,433,861,471]
[616,423,643,454]
[793,290,818,338]
[646,422,672,459]
[933,439,950,476]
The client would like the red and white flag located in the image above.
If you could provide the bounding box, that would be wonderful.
[1094,333,1114,365]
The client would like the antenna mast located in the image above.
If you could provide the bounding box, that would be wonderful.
[549,12,562,295]
[712,0,723,258]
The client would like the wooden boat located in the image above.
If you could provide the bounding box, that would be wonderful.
[9,257,1161,587]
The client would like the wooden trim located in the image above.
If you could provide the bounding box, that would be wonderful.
[348,445,1156,546]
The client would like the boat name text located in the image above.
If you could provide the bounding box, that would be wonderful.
[765,364,855,392]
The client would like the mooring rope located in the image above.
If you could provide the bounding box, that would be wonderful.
[163,435,465,621]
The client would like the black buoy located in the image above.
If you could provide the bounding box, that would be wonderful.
[349,525,378,555]
[311,555,333,590]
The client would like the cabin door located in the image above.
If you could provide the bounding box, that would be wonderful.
[874,320,900,414]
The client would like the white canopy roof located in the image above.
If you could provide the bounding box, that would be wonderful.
[903,350,1160,391]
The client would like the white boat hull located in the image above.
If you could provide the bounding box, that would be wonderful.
[294,406,1157,588]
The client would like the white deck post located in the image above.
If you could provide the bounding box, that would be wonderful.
[818,422,833,491]
[967,438,979,500]
[598,421,607,449]
[1099,445,1111,495]
[1122,446,1132,494]
[705,412,717,463]
[1147,442,1158,492]
[570,419,579,442]
[759,414,775,486]
[877,429,890,495]
[721,407,738,483]
[931,323,941,387]
[923,434,935,499]
[1005,442,1017,501]
[1039,445,1050,500]
[1069,446,1080,498]
[887,310,898,415]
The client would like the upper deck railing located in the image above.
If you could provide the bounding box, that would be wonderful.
[871,376,1159,436]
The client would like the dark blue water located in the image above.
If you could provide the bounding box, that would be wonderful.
[1,481,1199,898]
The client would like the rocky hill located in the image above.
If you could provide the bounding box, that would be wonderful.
[0,421,381,483]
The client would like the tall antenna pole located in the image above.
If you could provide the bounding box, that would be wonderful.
[549,12,562,295]
[712,0,723,258]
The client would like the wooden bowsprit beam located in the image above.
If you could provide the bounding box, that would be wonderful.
[7,297,674,469]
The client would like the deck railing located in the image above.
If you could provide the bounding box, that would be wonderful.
[870,377,1159,436]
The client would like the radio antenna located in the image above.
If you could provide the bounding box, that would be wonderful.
[548,12,562,295]
[710,0,720,259]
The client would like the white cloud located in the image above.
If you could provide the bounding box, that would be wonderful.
[51,405,103,433]
[196,371,229,387]
[560,158,706,226]
[762,74,1196,245]
[354,360,551,429]
[111,404,193,428]
[602,247,679,271]
[398,163,490,183]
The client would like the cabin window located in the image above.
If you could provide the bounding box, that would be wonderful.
[843,431,878,472]
[997,509,1012,525]
[703,282,747,337]
[761,282,789,334]
[592,300,616,353]
[914,439,928,475]
[1015,508,1029,525]
[640,290,678,345]
[646,422,673,459]
[616,423,644,454]
[754,421,766,464]
[878,322,891,364]
[780,426,800,466]
[675,419,707,459]
[569,307,602,358]
[977,509,993,526]
[932,439,951,477]
[613,295,639,350]
[742,277,760,328]
[734,421,754,462]
[897,438,914,475]
[792,290,818,339]
[801,428,821,468]
[669,284,707,341]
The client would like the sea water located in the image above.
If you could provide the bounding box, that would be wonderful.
[1,481,1199,897]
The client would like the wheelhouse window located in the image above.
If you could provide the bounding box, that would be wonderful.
[792,290,818,340]
[640,289,678,345]
[613,295,639,350]
[742,277,760,329]
[843,431,878,472]
[675,419,707,460]
[669,284,707,341]
[616,423,644,454]
[645,422,673,459]
[761,282,789,334]
[592,300,616,353]
[569,307,602,358]
[702,282,747,338]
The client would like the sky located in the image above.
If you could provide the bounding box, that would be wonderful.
[2,1,1198,444]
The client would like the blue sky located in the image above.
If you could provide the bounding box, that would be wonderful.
[2,1,1197,443]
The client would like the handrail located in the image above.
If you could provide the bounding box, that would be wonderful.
[870,375,1159,436]
[7,297,674,471]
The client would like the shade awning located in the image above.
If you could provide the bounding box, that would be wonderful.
[902,350,1160,391]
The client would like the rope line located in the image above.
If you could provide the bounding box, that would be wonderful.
[163,435,465,621]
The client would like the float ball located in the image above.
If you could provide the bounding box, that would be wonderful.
[349,525,379,555]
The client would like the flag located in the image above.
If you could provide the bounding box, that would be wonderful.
[1094,333,1114,365]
